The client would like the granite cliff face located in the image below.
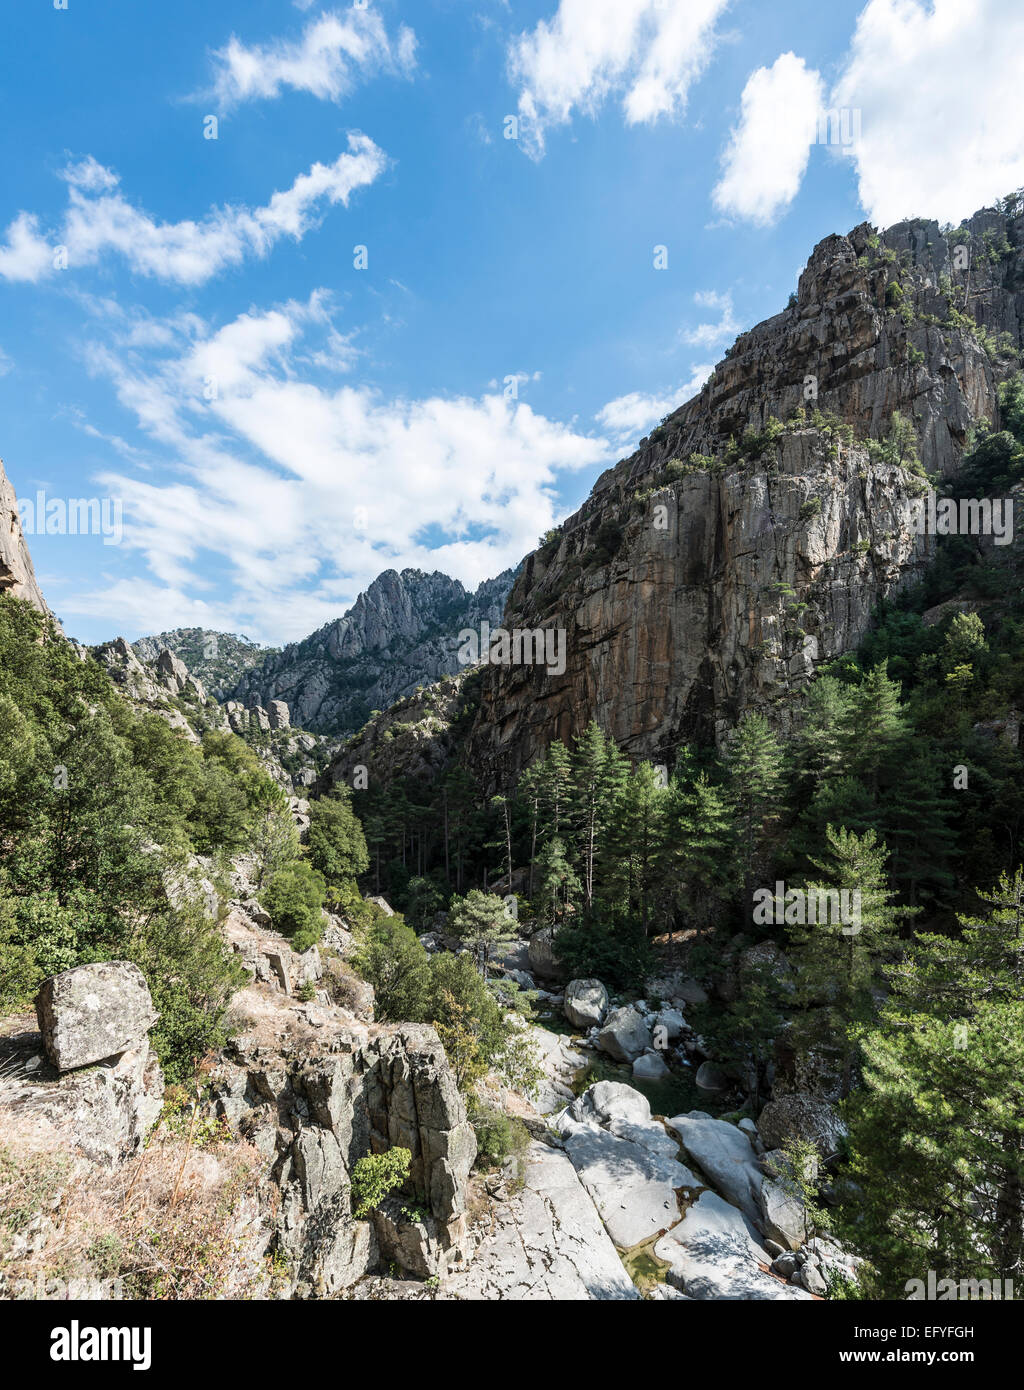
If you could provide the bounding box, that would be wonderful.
[466,202,1024,778]
[228,567,515,736]
[0,457,52,618]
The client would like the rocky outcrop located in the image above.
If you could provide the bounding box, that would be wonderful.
[1,966,164,1169]
[442,1142,639,1300]
[132,627,272,693]
[0,458,54,618]
[209,987,477,1294]
[94,638,324,790]
[467,203,1024,774]
[228,567,515,736]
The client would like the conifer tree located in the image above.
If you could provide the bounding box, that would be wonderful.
[666,770,735,934]
[448,889,517,981]
[788,825,912,1097]
[839,872,1024,1292]
[840,661,905,794]
[605,761,669,935]
[725,712,784,916]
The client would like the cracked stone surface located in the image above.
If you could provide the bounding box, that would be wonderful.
[442,1142,639,1300]
[655,1190,812,1301]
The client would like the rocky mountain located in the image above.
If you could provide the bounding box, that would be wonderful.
[461,199,1024,781]
[227,566,516,736]
[94,636,328,790]
[0,457,52,619]
[132,627,273,695]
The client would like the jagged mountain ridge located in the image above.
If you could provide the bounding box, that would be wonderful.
[225,566,516,736]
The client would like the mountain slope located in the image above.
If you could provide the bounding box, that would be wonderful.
[132,628,273,694]
[459,200,1024,781]
[226,566,516,736]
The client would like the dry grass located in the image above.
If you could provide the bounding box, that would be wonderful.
[0,1097,279,1300]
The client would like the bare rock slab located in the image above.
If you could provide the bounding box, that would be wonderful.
[443,1143,639,1300]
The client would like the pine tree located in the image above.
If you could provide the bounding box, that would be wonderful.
[538,740,572,837]
[604,761,670,935]
[878,744,956,911]
[448,889,518,981]
[534,836,581,925]
[725,712,784,916]
[793,675,856,792]
[517,760,545,899]
[666,770,735,934]
[840,661,905,794]
[787,825,912,1098]
[839,872,1024,1292]
[569,722,623,910]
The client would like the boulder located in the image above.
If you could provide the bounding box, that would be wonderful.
[653,1007,684,1042]
[267,699,291,730]
[633,1051,670,1082]
[759,1177,808,1251]
[563,1080,678,1155]
[597,1005,651,1063]
[695,1061,729,1092]
[739,940,795,994]
[795,1262,827,1296]
[528,926,564,981]
[757,1093,847,1158]
[555,1110,699,1248]
[529,1025,585,1114]
[667,1112,765,1228]
[564,978,608,1029]
[36,962,158,1072]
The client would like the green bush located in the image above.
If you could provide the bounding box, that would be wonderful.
[470,1103,531,1171]
[350,1147,411,1218]
[263,862,327,951]
[307,788,369,884]
[125,899,246,1085]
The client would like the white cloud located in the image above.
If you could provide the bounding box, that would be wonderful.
[0,135,387,286]
[681,290,741,349]
[596,363,713,442]
[0,213,56,282]
[832,0,1024,227]
[207,7,417,108]
[70,297,613,643]
[0,348,11,376]
[508,0,728,156]
[712,52,824,225]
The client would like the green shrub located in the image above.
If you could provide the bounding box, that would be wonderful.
[263,862,327,950]
[471,1103,531,1172]
[350,1147,411,1218]
[307,788,369,884]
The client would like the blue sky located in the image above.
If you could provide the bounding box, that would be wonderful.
[1,0,1021,645]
